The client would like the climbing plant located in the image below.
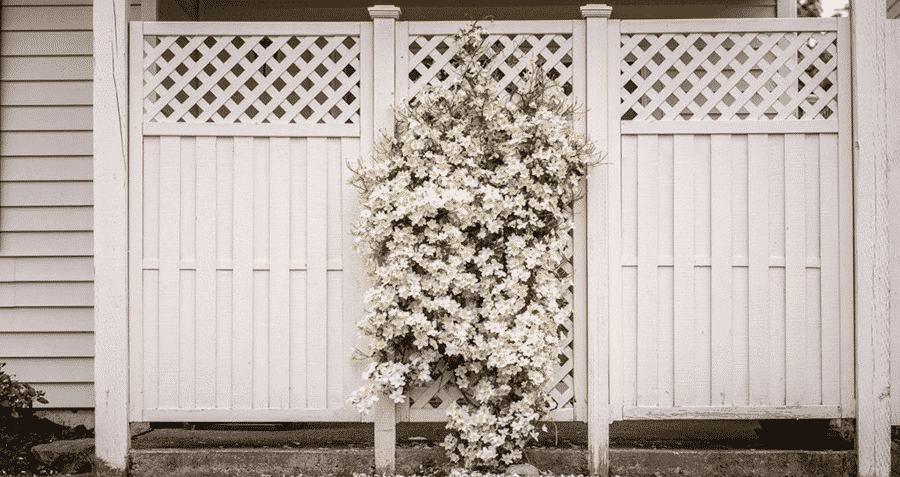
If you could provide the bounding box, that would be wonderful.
[349,24,598,470]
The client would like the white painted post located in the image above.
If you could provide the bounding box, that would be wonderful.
[582,5,612,477]
[850,1,891,476]
[369,5,401,475]
[776,0,797,18]
[94,0,130,474]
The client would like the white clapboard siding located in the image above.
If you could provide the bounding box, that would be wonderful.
[614,133,852,417]
[0,0,137,409]
[133,136,364,421]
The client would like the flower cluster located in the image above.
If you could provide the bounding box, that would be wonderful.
[349,24,597,469]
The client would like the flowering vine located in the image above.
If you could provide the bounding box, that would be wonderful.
[349,24,598,470]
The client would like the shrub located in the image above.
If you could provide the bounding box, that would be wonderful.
[0,363,48,418]
[349,24,598,470]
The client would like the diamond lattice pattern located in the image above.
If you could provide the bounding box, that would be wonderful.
[407,33,574,103]
[621,31,837,121]
[404,33,578,417]
[143,35,360,124]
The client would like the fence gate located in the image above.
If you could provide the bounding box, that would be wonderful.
[128,22,373,421]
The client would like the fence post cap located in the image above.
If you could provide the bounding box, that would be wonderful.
[581,4,613,18]
[369,5,401,19]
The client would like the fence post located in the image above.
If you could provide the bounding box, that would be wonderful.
[850,1,891,476]
[581,5,613,477]
[369,5,401,475]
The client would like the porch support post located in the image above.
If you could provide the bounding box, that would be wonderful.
[93,0,131,474]
[850,0,891,476]
[369,5,401,475]
[582,5,612,477]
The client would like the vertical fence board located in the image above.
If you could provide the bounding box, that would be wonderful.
[805,134,823,405]
[784,133,806,406]
[143,137,161,411]
[710,134,733,407]
[342,137,366,412]
[307,137,329,409]
[694,134,712,406]
[731,135,749,407]
[769,134,787,406]
[179,137,197,409]
[290,138,309,409]
[327,138,344,408]
[129,25,146,420]
[636,134,659,407]
[158,136,182,409]
[837,18,855,419]
[657,135,674,408]
[748,134,771,406]
[621,135,638,408]
[252,138,270,409]
[216,137,234,409]
[672,134,696,407]
[195,137,217,410]
[232,136,254,410]
[819,133,840,406]
[269,137,291,409]
[607,20,624,418]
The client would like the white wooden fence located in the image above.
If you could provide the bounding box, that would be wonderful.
[126,12,854,450]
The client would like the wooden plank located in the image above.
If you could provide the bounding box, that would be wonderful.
[0,82,91,107]
[890,21,900,425]
[289,138,308,408]
[231,136,254,410]
[0,157,92,181]
[804,134,823,406]
[143,269,160,411]
[140,408,366,422]
[0,206,92,231]
[623,405,842,420]
[0,256,92,281]
[619,17,838,34]
[710,134,733,407]
[195,137,217,410]
[621,135,638,409]
[620,120,840,136]
[142,123,358,138]
[636,134,659,407]
[0,307,93,332]
[215,137,234,410]
[407,20,574,35]
[0,231,92,256]
[672,135,695,407]
[0,182,91,206]
[0,106,91,130]
[3,0,93,6]
[768,134,787,406]
[571,18,588,422]
[326,138,344,409]
[0,31,92,55]
[657,135,674,408]
[607,19,623,422]
[157,136,181,410]
[142,21,361,35]
[747,135,771,406]
[0,282,92,307]
[341,137,366,410]
[0,332,93,357]
[693,134,713,406]
[0,357,93,382]
[731,135,749,408]
[180,138,197,409]
[269,137,291,410]
[31,383,94,408]
[306,137,329,409]
[0,6,91,30]
[819,133,840,407]
[0,131,91,156]
[783,134,806,406]
[252,138,270,410]
[836,18,854,420]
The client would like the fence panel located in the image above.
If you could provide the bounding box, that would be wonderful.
[609,18,854,420]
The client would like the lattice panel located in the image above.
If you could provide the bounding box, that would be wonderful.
[143,35,360,124]
[407,33,574,102]
[621,31,838,121]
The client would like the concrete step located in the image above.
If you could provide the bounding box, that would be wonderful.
[129,447,857,477]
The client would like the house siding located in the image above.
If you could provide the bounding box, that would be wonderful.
[0,0,138,408]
